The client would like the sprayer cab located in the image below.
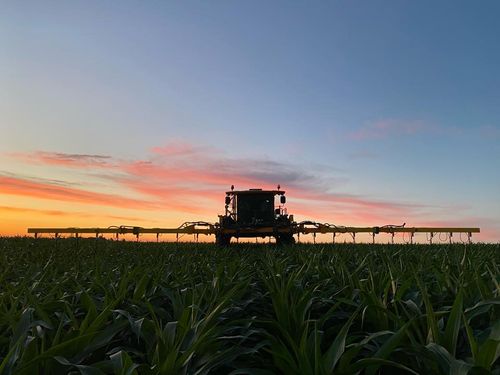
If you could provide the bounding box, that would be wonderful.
[216,186,295,246]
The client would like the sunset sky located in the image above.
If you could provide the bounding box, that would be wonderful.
[1,1,499,242]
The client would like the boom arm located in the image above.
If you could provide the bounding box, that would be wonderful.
[27,222,480,244]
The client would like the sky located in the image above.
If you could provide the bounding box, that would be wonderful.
[1,1,499,242]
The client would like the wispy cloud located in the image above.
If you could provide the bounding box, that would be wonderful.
[5,143,430,225]
[8,151,115,169]
[0,174,156,210]
[2,154,493,239]
[479,124,500,140]
[347,151,380,160]
[150,141,218,158]
[0,171,80,187]
[348,119,429,140]
[0,205,149,222]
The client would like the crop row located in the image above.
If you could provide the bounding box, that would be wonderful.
[0,238,499,374]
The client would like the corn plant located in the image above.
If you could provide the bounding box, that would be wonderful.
[0,237,498,374]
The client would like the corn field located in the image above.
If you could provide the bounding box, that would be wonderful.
[0,237,499,374]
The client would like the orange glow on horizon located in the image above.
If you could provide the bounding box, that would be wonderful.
[0,147,495,242]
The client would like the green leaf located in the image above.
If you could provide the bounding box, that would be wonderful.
[464,299,500,322]
[132,274,150,301]
[54,356,106,375]
[426,343,472,375]
[366,320,413,375]
[443,289,463,356]
[337,330,392,372]
[322,307,359,373]
[0,339,22,375]
[418,278,440,344]
[0,308,35,374]
[476,320,500,370]
[463,312,478,361]
[11,307,34,345]
[229,369,276,375]
[110,350,140,375]
[348,357,419,375]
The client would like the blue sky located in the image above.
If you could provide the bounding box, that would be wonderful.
[1,1,499,241]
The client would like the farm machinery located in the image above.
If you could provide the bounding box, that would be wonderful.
[28,185,480,244]
[215,186,295,246]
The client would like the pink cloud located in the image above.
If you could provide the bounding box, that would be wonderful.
[0,205,149,222]
[150,142,197,156]
[121,159,428,225]
[4,142,493,241]
[2,148,425,217]
[0,175,157,210]
[149,141,219,157]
